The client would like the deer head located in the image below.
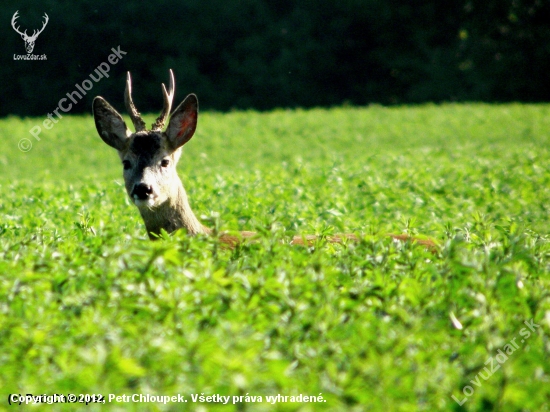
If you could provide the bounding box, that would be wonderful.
[11,11,49,54]
[92,70,204,237]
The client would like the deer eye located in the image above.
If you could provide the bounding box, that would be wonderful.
[122,160,131,170]
[160,159,170,168]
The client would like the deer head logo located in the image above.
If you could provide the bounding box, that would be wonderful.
[11,11,49,54]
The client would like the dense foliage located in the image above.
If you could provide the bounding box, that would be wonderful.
[2,0,550,116]
[1,104,550,410]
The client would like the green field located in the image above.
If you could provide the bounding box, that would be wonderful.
[1,103,550,411]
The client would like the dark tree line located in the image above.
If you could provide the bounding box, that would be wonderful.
[1,0,549,116]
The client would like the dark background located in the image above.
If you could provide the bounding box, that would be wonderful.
[1,0,549,116]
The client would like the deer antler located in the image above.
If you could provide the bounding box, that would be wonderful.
[28,13,49,41]
[124,72,146,132]
[11,11,28,38]
[151,69,175,131]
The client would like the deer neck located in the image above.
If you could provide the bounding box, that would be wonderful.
[137,177,210,239]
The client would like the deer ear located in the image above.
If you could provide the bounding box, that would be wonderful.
[93,97,130,151]
[165,94,198,150]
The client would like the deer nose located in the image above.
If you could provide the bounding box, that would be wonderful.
[131,183,153,200]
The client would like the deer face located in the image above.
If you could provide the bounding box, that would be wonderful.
[24,40,35,54]
[92,71,197,210]
[22,36,38,54]
[119,131,180,209]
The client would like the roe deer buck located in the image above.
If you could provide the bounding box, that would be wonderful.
[92,70,436,251]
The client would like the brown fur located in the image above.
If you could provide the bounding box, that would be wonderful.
[217,231,437,253]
